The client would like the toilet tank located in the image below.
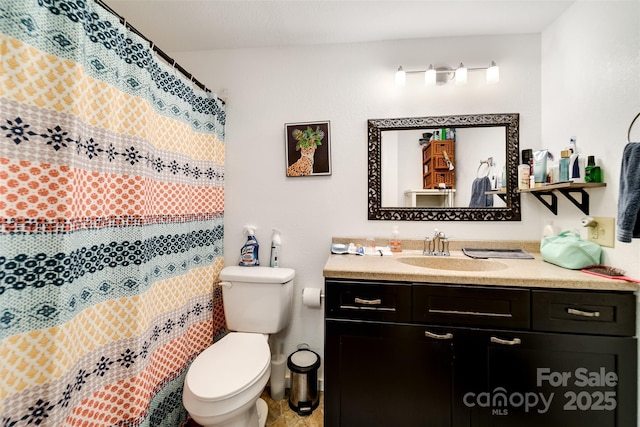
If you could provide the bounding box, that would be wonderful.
[219,266,295,334]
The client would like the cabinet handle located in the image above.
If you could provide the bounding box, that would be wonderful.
[429,309,512,318]
[354,297,382,305]
[490,336,522,346]
[567,308,600,318]
[339,305,396,312]
[424,331,453,340]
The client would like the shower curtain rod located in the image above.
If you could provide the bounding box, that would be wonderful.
[94,0,225,105]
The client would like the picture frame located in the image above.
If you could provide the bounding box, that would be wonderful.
[284,121,331,177]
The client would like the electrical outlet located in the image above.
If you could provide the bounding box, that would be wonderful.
[587,217,615,248]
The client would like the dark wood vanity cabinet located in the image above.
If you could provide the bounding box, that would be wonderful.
[324,279,637,427]
[325,321,454,427]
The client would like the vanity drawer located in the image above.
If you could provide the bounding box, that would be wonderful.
[325,279,412,322]
[413,284,530,329]
[532,290,636,336]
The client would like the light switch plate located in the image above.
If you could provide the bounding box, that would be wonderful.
[587,217,615,248]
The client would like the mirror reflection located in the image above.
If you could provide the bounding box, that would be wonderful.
[368,113,521,221]
[381,127,507,208]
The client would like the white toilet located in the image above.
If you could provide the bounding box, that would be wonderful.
[183,266,295,427]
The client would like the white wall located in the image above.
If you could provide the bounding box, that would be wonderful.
[174,33,541,380]
[541,3,640,413]
[541,1,640,276]
[172,2,639,383]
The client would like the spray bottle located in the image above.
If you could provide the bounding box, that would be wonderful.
[569,137,585,183]
[270,229,281,268]
[239,226,260,266]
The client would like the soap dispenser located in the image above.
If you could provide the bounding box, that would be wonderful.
[269,229,281,268]
[390,226,402,253]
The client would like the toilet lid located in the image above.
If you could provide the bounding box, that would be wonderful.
[219,266,295,283]
[186,332,270,401]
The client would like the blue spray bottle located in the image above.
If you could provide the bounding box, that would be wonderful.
[239,226,260,266]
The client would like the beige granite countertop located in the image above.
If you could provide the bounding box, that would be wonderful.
[324,239,639,292]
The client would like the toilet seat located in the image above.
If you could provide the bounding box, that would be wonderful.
[185,332,270,401]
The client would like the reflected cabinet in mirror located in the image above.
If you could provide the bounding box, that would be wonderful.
[368,113,521,221]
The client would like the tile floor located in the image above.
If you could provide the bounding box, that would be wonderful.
[186,388,324,427]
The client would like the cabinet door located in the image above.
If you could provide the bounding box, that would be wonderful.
[454,329,637,427]
[325,320,454,427]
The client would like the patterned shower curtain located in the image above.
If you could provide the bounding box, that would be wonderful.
[0,0,227,425]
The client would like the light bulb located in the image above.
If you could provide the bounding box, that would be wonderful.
[486,61,500,84]
[395,66,406,87]
[455,63,467,85]
[425,64,436,86]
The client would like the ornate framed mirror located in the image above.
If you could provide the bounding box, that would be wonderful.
[368,113,521,221]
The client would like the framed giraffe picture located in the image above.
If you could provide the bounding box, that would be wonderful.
[284,121,332,177]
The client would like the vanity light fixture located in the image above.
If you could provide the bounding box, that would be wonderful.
[395,61,500,86]
[486,61,500,84]
[455,63,467,85]
[395,66,406,86]
[424,64,437,86]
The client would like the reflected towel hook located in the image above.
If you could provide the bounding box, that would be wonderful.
[628,112,640,143]
[476,157,494,178]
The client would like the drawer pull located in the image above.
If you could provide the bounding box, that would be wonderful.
[354,297,382,305]
[339,305,396,312]
[429,309,512,318]
[567,308,601,318]
[490,336,522,346]
[424,331,453,340]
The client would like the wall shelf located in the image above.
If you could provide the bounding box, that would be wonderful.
[518,182,606,215]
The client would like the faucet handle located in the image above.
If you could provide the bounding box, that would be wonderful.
[423,237,434,255]
[440,237,450,256]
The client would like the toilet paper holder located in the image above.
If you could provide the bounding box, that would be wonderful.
[302,288,325,298]
[302,288,325,307]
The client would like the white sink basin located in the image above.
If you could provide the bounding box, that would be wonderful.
[396,256,509,272]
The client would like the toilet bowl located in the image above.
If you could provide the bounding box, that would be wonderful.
[183,266,295,427]
[183,333,271,427]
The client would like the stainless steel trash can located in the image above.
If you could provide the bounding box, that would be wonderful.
[287,348,320,415]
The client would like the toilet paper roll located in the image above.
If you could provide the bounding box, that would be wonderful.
[302,288,322,308]
[270,355,286,401]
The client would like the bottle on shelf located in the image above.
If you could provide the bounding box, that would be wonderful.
[559,150,571,182]
[584,155,602,183]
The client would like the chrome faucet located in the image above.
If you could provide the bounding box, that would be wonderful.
[424,229,450,256]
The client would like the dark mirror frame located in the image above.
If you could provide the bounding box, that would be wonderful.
[368,113,521,221]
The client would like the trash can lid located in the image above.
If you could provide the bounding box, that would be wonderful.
[287,349,320,373]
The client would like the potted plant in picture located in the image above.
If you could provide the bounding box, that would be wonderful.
[286,125,325,176]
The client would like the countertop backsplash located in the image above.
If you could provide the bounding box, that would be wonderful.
[331,237,541,253]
